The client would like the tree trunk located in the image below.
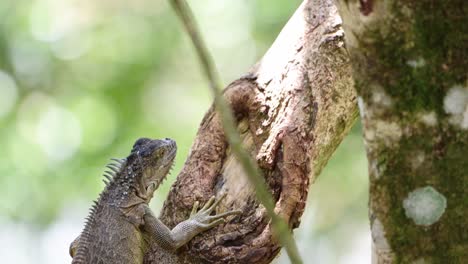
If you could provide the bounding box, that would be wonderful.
[145,0,357,263]
[336,1,467,263]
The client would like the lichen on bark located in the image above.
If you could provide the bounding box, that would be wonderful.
[337,0,467,263]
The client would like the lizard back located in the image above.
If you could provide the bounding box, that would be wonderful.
[72,202,145,264]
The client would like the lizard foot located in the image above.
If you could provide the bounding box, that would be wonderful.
[189,194,242,229]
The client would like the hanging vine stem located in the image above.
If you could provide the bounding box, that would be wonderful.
[168,0,303,263]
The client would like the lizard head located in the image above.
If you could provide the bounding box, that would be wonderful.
[109,137,177,210]
[127,137,177,202]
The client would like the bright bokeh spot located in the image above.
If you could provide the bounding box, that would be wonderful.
[0,220,33,263]
[73,96,117,152]
[30,0,90,60]
[8,133,48,177]
[0,71,18,118]
[30,0,84,43]
[89,14,153,62]
[40,207,84,264]
[17,92,54,143]
[142,79,210,127]
[192,0,256,80]
[50,29,91,60]
[9,37,52,87]
[36,104,82,163]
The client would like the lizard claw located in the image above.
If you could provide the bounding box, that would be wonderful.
[190,193,241,228]
[190,201,200,217]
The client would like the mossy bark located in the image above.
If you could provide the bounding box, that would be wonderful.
[336,1,467,263]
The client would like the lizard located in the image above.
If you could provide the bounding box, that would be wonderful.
[69,137,241,264]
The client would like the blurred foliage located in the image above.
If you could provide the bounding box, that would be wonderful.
[0,0,368,263]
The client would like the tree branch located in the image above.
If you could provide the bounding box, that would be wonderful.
[169,0,302,263]
[145,0,358,263]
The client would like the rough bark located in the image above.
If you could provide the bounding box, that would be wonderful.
[145,0,357,263]
[336,1,467,263]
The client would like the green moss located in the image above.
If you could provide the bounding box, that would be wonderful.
[353,0,467,116]
[369,126,468,262]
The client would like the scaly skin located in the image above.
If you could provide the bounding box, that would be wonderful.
[70,138,241,264]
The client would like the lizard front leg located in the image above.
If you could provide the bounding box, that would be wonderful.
[142,194,241,251]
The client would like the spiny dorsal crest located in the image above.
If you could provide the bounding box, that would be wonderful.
[102,158,126,186]
[72,158,126,263]
[72,202,98,263]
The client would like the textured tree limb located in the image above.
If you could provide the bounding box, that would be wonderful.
[145,0,358,263]
[169,0,302,263]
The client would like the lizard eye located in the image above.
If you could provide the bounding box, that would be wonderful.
[156,148,165,156]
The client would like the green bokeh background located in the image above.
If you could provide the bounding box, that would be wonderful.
[0,1,369,263]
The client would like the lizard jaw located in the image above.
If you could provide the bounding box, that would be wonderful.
[135,160,175,202]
